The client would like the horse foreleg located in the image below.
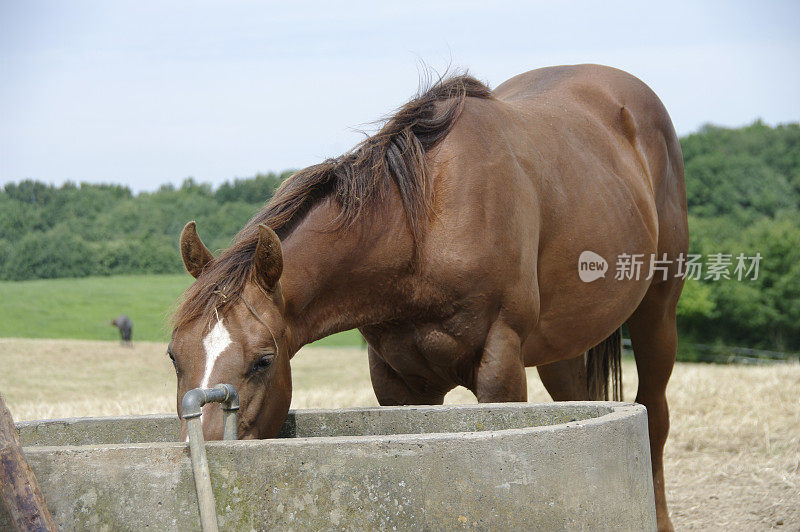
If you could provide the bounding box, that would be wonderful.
[473,320,527,402]
[627,281,681,532]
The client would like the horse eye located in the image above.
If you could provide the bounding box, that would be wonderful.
[167,349,176,363]
[251,353,275,373]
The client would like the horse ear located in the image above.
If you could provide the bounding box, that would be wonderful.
[253,224,283,291]
[180,221,213,278]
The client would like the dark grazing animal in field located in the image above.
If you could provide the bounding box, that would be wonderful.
[169,65,687,531]
[111,315,132,345]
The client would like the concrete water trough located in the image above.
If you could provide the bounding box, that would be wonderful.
[1,402,656,530]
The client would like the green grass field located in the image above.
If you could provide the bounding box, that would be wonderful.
[0,274,363,346]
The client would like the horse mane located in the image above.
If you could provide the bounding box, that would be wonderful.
[173,74,493,329]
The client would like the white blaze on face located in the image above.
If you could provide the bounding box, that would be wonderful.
[200,319,232,389]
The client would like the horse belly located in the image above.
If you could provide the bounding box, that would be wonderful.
[526,213,656,366]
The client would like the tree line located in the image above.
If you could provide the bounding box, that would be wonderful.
[1,121,799,352]
[0,172,291,280]
[678,121,800,354]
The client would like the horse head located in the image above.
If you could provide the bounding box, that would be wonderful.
[170,222,292,440]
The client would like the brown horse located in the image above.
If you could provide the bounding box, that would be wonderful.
[170,64,687,530]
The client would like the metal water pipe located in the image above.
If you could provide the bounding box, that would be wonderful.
[181,384,239,532]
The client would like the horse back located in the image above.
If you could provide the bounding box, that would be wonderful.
[493,64,687,246]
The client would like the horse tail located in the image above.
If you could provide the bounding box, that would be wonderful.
[586,328,623,401]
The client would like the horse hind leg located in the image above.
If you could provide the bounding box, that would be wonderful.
[367,346,447,406]
[536,355,590,401]
[627,279,682,532]
[536,326,621,402]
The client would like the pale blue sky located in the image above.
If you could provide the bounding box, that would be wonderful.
[1,0,798,192]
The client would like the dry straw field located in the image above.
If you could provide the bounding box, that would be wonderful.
[1,338,798,530]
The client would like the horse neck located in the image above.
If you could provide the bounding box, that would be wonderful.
[278,199,416,353]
